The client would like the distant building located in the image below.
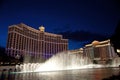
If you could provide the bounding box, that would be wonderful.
[6,23,68,60]
[69,48,84,57]
[69,48,83,54]
[84,40,117,64]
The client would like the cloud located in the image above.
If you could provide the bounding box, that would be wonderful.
[58,30,109,42]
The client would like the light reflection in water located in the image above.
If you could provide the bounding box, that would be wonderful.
[0,68,119,80]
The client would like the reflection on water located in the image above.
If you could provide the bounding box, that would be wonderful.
[0,68,120,80]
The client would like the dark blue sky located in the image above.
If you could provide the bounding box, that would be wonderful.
[0,0,120,50]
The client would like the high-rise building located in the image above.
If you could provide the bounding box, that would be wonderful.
[6,23,68,60]
[84,40,117,64]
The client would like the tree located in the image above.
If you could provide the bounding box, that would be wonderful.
[110,20,120,57]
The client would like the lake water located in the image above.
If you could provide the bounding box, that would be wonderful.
[0,68,120,80]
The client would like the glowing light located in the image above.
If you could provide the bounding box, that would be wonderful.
[39,26,45,32]
[117,49,120,53]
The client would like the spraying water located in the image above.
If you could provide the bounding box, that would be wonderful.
[111,57,120,67]
[35,51,92,72]
[16,51,95,72]
[16,51,119,72]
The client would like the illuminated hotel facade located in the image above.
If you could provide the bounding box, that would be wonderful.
[6,23,68,59]
[84,40,117,64]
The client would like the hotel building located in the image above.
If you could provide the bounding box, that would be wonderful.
[6,23,68,60]
[84,40,117,64]
[69,48,84,54]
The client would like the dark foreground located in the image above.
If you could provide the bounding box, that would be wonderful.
[102,73,120,80]
[0,68,120,80]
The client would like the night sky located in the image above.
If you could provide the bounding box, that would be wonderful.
[0,0,120,50]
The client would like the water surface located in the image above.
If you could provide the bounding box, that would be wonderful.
[0,68,119,80]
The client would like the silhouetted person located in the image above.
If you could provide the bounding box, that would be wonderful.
[110,20,120,57]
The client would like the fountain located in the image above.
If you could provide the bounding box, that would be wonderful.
[35,51,92,72]
[111,57,120,67]
[16,51,95,72]
[16,51,120,73]
[5,50,120,80]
